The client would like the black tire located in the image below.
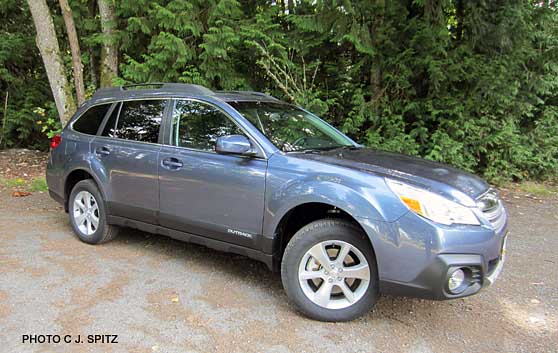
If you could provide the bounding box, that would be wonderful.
[68,179,119,244]
[281,219,378,322]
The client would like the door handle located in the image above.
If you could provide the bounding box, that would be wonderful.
[162,157,183,170]
[96,146,111,156]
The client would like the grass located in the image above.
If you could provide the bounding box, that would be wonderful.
[515,181,558,197]
[0,177,26,188]
[28,177,48,192]
[0,177,48,192]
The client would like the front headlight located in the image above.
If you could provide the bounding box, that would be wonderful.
[386,179,480,226]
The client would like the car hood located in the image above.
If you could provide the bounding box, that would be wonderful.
[292,148,489,200]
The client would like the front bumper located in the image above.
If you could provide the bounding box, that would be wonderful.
[380,234,507,300]
[358,204,508,300]
[484,235,507,286]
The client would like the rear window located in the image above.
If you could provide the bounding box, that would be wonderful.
[114,100,165,143]
[72,103,112,135]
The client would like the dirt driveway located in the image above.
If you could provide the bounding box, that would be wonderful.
[0,186,557,352]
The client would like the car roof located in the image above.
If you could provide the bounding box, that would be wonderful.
[90,83,281,104]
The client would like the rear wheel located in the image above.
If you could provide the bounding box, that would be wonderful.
[281,219,378,321]
[69,179,118,244]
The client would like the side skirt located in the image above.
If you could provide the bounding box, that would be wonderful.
[107,215,274,270]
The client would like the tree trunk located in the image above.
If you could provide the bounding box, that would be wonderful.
[59,0,85,106]
[27,0,76,125]
[456,0,464,42]
[370,0,385,111]
[287,0,294,15]
[98,0,118,87]
[89,1,99,88]
[90,49,99,88]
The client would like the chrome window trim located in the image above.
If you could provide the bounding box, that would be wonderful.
[92,134,165,148]
[72,96,268,158]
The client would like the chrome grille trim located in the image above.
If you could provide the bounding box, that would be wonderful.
[477,189,506,232]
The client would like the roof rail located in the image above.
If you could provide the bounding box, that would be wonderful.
[217,90,280,101]
[91,83,214,99]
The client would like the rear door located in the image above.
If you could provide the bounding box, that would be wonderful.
[91,99,168,224]
[158,99,267,249]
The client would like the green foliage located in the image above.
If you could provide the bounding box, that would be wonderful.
[0,0,55,149]
[0,177,26,189]
[29,177,48,192]
[35,106,62,139]
[118,0,249,88]
[0,177,48,192]
[2,0,557,181]
[285,0,558,182]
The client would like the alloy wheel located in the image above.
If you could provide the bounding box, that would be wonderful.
[73,191,100,236]
[298,240,371,310]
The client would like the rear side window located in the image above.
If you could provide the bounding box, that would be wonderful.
[113,100,165,143]
[101,102,120,138]
[73,103,111,135]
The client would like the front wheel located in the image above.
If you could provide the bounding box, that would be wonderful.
[281,219,378,321]
[69,179,118,244]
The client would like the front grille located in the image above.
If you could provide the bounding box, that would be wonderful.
[470,267,482,285]
[477,189,507,233]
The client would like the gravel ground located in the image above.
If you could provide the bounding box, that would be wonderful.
[0,183,557,352]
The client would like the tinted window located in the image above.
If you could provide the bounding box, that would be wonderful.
[171,100,243,151]
[73,104,111,135]
[101,102,120,137]
[229,101,354,152]
[114,100,165,143]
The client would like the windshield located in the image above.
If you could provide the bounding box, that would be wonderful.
[228,101,355,152]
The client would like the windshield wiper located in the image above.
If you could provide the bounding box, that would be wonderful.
[286,145,362,153]
[318,145,362,152]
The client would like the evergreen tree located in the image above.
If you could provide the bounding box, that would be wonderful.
[0,0,556,182]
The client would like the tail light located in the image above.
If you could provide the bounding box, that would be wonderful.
[50,135,62,149]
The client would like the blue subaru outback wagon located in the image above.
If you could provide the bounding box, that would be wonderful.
[46,83,508,321]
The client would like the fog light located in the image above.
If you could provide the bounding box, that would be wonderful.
[448,268,466,293]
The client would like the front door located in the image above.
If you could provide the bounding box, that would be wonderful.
[91,99,167,224]
[158,99,267,249]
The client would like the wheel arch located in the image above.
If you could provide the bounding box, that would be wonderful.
[270,200,380,273]
[63,168,107,212]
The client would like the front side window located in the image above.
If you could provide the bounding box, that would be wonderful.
[171,100,244,151]
[228,101,354,152]
[73,103,112,135]
[114,100,165,143]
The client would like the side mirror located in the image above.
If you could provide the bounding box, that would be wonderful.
[215,135,256,156]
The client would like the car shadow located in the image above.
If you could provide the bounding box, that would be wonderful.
[111,226,284,290]
[108,225,441,320]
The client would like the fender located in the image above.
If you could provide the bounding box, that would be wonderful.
[262,178,407,249]
[261,177,406,278]
[63,156,111,211]
[263,180,385,238]
[260,153,411,257]
[86,155,112,201]
[263,157,410,227]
